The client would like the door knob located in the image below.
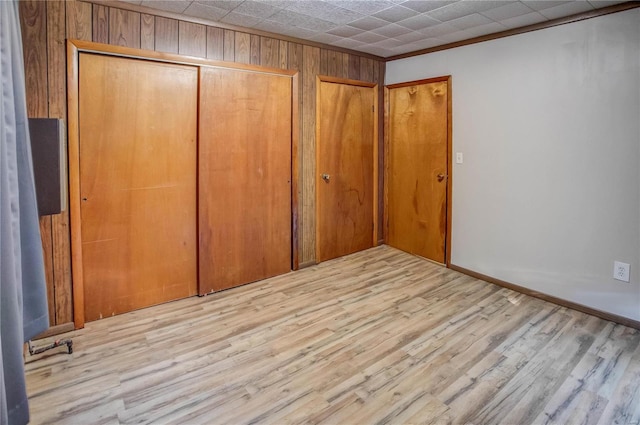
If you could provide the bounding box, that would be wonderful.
[437,173,447,182]
[321,174,330,182]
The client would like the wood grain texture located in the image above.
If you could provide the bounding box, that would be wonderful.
[206,26,224,60]
[178,21,206,58]
[387,80,449,263]
[260,36,279,68]
[301,45,320,264]
[235,32,250,64]
[92,3,109,43]
[25,2,385,329]
[223,29,235,61]
[154,17,178,54]
[108,7,140,48]
[348,54,360,80]
[198,67,292,294]
[66,0,92,41]
[25,245,640,425]
[48,0,74,325]
[140,13,154,50]
[250,34,261,65]
[316,79,376,262]
[279,40,288,69]
[78,54,198,321]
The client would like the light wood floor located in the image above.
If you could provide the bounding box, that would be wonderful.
[25,245,640,425]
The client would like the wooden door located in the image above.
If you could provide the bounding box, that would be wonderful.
[79,53,198,322]
[199,67,292,294]
[316,78,377,262]
[387,78,450,263]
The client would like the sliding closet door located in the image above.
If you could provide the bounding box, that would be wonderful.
[79,53,198,321]
[199,68,292,294]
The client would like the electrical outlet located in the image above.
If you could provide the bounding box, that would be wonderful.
[613,261,630,282]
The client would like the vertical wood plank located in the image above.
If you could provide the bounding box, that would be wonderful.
[48,0,74,325]
[206,26,224,60]
[140,13,155,50]
[223,29,235,61]
[178,21,207,58]
[302,46,320,264]
[92,4,109,43]
[155,17,178,54]
[360,57,375,82]
[250,34,261,65]
[288,42,303,71]
[348,54,360,80]
[66,0,92,41]
[235,32,250,64]
[19,0,55,325]
[320,48,328,75]
[342,53,350,78]
[376,60,385,243]
[109,8,140,48]
[259,36,278,68]
[326,50,343,77]
[279,40,288,69]
[288,42,303,262]
[20,0,48,117]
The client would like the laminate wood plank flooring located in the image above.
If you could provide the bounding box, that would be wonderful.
[25,245,640,425]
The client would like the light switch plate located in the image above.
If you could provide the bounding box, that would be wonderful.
[456,152,463,164]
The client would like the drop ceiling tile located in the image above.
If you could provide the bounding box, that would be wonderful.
[588,0,626,7]
[427,1,507,21]
[396,13,441,30]
[278,26,319,39]
[232,0,282,18]
[410,37,447,50]
[359,45,395,56]
[220,11,262,27]
[371,23,412,37]
[196,0,243,11]
[418,22,459,37]
[330,37,367,49]
[499,11,548,28]
[253,19,290,33]
[519,1,571,11]
[352,31,388,43]
[372,5,418,22]
[436,30,475,43]
[327,25,364,37]
[183,2,230,20]
[538,1,594,19]
[270,9,336,31]
[398,0,459,14]
[447,13,494,30]
[286,1,338,17]
[309,32,344,43]
[481,2,535,21]
[308,7,364,26]
[366,37,407,49]
[394,30,429,43]
[348,15,391,31]
[329,0,396,15]
[462,21,507,37]
[140,0,191,14]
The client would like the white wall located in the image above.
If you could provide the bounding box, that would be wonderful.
[386,9,640,321]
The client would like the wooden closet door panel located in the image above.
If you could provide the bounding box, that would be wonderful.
[199,68,292,293]
[79,53,198,321]
[317,81,376,262]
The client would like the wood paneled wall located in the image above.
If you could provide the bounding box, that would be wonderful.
[19,0,385,328]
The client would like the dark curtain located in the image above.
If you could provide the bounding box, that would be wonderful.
[1,1,50,424]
